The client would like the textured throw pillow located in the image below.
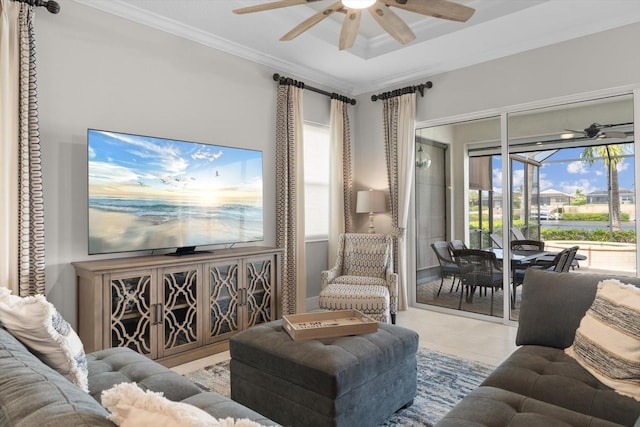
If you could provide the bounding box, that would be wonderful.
[565,279,640,401]
[0,287,88,392]
[102,383,261,427]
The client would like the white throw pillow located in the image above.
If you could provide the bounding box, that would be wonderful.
[102,383,262,427]
[565,279,640,401]
[0,287,88,392]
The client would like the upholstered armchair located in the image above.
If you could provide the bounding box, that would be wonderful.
[319,233,398,323]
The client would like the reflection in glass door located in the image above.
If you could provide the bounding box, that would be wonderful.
[415,117,502,318]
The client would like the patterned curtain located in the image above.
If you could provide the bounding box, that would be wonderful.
[382,93,416,311]
[328,97,353,264]
[275,82,305,315]
[0,1,45,296]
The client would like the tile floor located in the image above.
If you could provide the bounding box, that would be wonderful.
[171,307,518,375]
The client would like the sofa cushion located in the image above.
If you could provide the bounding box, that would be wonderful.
[101,382,261,427]
[87,347,202,402]
[565,279,640,401]
[437,386,623,427]
[0,327,113,427]
[516,269,640,349]
[0,288,88,391]
[481,345,640,426]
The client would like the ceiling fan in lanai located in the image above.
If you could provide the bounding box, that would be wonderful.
[563,122,633,140]
[233,0,475,50]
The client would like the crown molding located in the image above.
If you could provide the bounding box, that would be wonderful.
[75,0,359,94]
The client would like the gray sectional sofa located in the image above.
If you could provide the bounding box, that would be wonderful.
[437,268,640,427]
[0,325,275,426]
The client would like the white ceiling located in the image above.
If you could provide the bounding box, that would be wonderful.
[77,0,640,95]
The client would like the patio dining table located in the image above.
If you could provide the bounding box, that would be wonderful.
[484,247,551,267]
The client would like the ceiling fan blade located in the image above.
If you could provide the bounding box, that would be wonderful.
[368,1,415,44]
[233,0,315,14]
[339,9,362,50]
[280,2,344,41]
[382,0,475,23]
[601,131,628,139]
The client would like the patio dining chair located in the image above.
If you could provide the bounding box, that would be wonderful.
[511,239,545,251]
[449,240,468,251]
[534,245,580,273]
[431,241,461,296]
[511,246,578,308]
[452,249,502,316]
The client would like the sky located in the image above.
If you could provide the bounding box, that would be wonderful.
[491,145,635,196]
[88,130,263,203]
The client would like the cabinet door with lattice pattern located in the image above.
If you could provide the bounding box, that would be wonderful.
[245,255,275,328]
[106,269,157,359]
[158,264,202,357]
[206,260,240,343]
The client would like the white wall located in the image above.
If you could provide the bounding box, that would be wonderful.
[354,22,640,239]
[32,2,640,325]
[34,1,330,325]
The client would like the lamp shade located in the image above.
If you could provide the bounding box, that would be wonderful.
[356,190,386,213]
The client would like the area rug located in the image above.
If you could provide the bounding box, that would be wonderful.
[185,348,495,426]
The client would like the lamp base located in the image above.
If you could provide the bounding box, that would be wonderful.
[368,212,376,234]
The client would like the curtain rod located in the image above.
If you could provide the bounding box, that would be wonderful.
[12,0,60,13]
[273,73,356,105]
[370,81,433,102]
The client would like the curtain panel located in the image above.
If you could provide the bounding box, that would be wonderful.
[328,98,353,263]
[275,83,305,315]
[382,93,416,311]
[0,0,45,296]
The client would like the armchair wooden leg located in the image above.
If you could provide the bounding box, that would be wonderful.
[391,313,396,324]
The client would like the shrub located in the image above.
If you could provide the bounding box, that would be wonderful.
[540,228,636,243]
[560,212,630,222]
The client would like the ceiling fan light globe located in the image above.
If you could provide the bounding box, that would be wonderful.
[342,0,375,9]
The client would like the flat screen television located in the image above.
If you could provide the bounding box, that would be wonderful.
[87,129,263,255]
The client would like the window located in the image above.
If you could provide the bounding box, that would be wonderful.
[303,122,330,240]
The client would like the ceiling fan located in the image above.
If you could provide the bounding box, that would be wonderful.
[233,0,475,50]
[563,122,633,140]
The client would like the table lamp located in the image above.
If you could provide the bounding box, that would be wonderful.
[356,189,386,234]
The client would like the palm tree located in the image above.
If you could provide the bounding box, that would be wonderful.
[580,143,631,232]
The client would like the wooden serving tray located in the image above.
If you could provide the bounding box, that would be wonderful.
[282,310,378,341]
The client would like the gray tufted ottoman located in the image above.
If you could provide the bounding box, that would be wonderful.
[229,319,419,427]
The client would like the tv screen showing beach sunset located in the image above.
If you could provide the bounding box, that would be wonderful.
[87,129,263,255]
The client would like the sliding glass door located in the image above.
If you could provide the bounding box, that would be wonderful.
[413,92,636,323]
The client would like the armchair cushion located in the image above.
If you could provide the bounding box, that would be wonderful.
[319,283,390,323]
[343,241,389,279]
